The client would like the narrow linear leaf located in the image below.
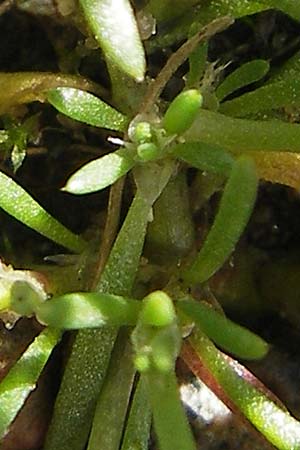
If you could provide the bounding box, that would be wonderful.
[0,328,61,439]
[79,0,146,81]
[87,330,135,450]
[190,331,300,450]
[177,299,268,360]
[63,148,135,195]
[0,171,85,253]
[216,59,270,102]
[121,376,152,450]
[48,87,128,132]
[144,370,196,450]
[220,77,300,117]
[186,42,208,88]
[186,109,300,153]
[45,164,173,450]
[171,141,234,176]
[185,156,258,284]
[44,326,117,450]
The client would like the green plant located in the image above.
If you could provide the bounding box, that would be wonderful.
[1,1,300,450]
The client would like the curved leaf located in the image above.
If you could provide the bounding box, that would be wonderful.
[0,328,61,439]
[216,59,270,102]
[190,332,300,450]
[177,299,268,360]
[63,148,135,195]
[220,77,300,117]
[185,156,258,284]
[48,87,128,131]
[0,171,85,253]
[79,0,145,81]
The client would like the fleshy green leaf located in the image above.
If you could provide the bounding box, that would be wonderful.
[63,148,135,195]
[186,42,208,88]
[121,376,151,450]
[171,141,234,176]
[186,109,300,153]
[190,331,300,450]
[10,285,142,329]
[0,171,85,253]
[220,77,300,117]
[87,331,135,450]
[0,328,61,439]
[48,87,128,131]
[79,0,146,81]
[184,156,258,284]
[216,59,270,102]
[177,299,268,360]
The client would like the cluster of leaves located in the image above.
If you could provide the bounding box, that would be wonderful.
[1,1,300,450]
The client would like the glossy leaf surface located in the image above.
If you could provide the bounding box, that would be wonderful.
[63,148,135,195]
[0,328,61,439]
[0,171,85,253]
[79,0,145,81]
[190,332,300,450]
[48,87,128,131]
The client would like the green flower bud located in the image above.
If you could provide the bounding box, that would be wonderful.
[163,89,203,135]
[140,291,176,327]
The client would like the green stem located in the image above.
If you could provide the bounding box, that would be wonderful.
[144,369,196,450]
